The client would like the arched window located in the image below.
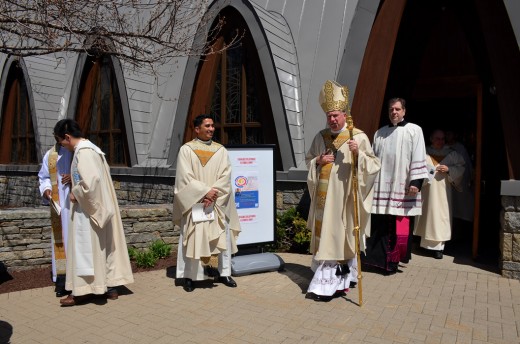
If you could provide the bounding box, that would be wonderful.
[185,7,282,167]
[0,62,36,164]
[75,55,130,166]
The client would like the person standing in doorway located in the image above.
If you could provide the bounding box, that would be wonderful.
[445,129,475,237]
[414,129,465,259]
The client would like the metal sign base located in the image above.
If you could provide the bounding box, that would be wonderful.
[231,253,285,276]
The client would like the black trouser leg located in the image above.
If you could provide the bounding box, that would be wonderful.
[55,274,66,293]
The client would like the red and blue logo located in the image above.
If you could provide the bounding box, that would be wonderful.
[235,176,247,188]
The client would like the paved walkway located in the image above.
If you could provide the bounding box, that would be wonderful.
[0,250,519,344]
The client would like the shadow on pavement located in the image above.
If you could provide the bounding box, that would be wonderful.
[444,239,499,274]
[278,262,313,294]
[412,233,499,274]
[0,320,13,344]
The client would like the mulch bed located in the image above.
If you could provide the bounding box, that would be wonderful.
[0,254,177,294]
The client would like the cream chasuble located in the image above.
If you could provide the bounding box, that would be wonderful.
[173,140,240,277]
[67,140,134,296]
[414,147,465,242]
[306,128,380,261]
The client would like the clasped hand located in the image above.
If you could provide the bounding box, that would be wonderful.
[317,152,335,165]
[203,188,219,208]
[44,174,71,200]
[61,173,71,185]
[406,185,419,196]
[316,140,358,166]
[436,164,449,173]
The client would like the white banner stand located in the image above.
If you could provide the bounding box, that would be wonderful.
[226,145,285,276]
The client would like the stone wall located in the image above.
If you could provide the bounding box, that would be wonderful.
[500,196,520,279]
[113,174,175,205]
[0,173,308,210]
[0,182,309,272]
[6,178,520,281]
[0,173,174,208]
[276,181,310,217]
[11,180,520,283]
[0,175,41,208]
[0,204,177,271]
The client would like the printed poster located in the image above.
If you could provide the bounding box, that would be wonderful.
[227,146,275,245]
[234,172,259,209]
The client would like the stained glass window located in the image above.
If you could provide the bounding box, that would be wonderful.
[75,56,129,166]
[0,63,37,164]
[185,7,282,169]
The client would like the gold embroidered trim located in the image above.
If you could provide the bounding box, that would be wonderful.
[186,140,223,167]
[201,254,219,267]
[319,80,350,113]
[49,144,66,274]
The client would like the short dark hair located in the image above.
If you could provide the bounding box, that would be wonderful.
[388,97,406,110]
[53,119,83,139]
[193,114,213,128]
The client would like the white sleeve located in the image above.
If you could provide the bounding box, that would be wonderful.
[38,150,51,202]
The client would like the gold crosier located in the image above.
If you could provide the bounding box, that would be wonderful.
[344,86,363,307]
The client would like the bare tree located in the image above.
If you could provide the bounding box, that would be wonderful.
[0,0,239,68]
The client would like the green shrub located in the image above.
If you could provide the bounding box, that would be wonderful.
[128,239,172,268]
[293,218,311,245]
[268,207,310,254]
[149,239,172,259]
[128,246,138,260]
[134,250,158,268]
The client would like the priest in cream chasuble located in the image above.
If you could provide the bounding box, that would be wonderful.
[173,115,240,291]
[414,130,465,259]
[52,119,134,304]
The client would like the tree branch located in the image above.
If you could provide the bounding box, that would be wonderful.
[0,0,241,70]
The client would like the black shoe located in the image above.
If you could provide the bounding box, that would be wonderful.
[217,276,237,288]
[349,281,357,289]
[183,278,194,292]
[106,288,119,300]
[434,251,443,259]
[55,290,71,297]
[305,293,316,300]
[313,294,333,302]
[333,290,347,298]
[305,292,332,302]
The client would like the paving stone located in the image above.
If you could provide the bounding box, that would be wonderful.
[0,252,519,343]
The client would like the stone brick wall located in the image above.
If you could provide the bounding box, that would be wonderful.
[0,173,309,211]
[500,196,520,279]
[14,176,520,282]
[276,181,310,217]
[0,175,41,208]
[6,178,520,281]
[113,178,174,205]
[0,204,177,271]
[0,173,174,208]
[0,181,310,272]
